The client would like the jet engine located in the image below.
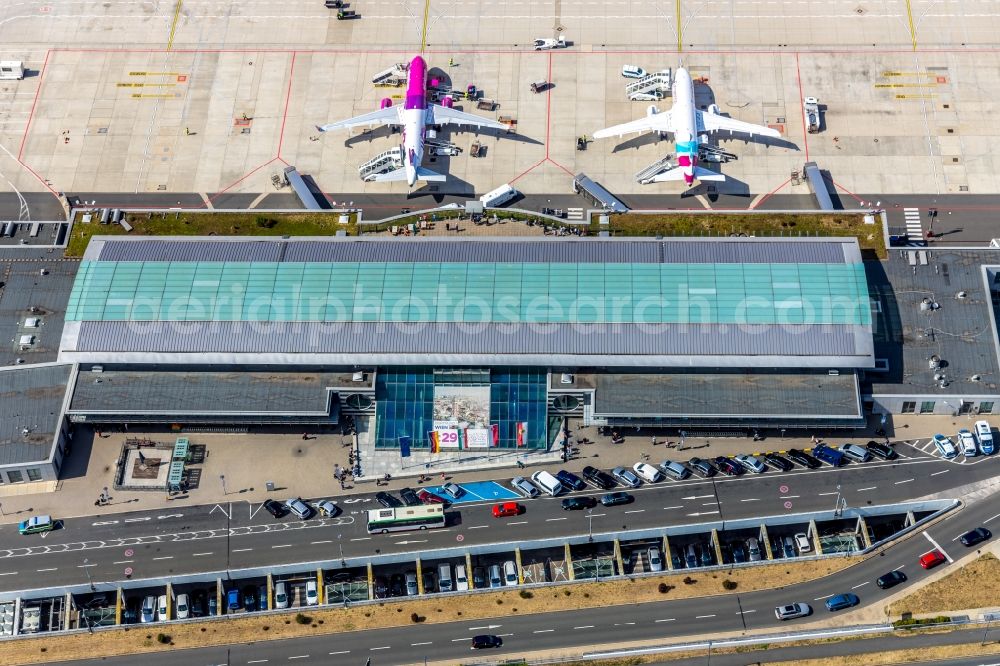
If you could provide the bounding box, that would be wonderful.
[707,103,720,115]
[441,95,454,108]
[380,98,393,109]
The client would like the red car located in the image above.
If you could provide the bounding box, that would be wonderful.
[491,502,522,518]
[417,489,446,505]
[919,549,946,569]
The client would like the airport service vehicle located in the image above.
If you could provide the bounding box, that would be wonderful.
[601,491,633,506]
[492,502,522,518]
[687,457,716,477]
[919,550,947,569]
[511,475,540,498]
[399,487,422,506]
[825,593,859,611]
[633,462,663,483]
[316,500,340,517]
[957,429,978,457]
[775,603,811,620]
[960,527,991,547]
[472,634,503,649]
[562,496,597,510]
[556,469,587,491]
[479,184,518,208]
[839,443,871,462]
[318,56,506,186]
[285,497,313,519]
[763,453,793,471]
[18,515,54,535]
[735,454,766,474]
[865,441,898,460]
[876,570,906,589]
[442,482,464,499]
[621,64,647,79]
[786,448,820,469]
[367,505,447,534]
[262,499,286,518]
[175,594,190,620]
[533,36,567,50]
[974,420,995,454]
[804,96,820,133]
[611,466,642,488]
[594,67,780,185]
[582,465,617,489]
[648,547,664,572]
[932,434,958,459]
[417,488,447,504]
[794,533,812,553]
[375,491,402,508]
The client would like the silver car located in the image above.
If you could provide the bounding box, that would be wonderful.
[511,476,540,498]
[734,454,766,474]
[285,497,313,520]
[611,466,642,488]
[775,602,811,620]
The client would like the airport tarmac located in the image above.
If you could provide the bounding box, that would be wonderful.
[1,0,1000,207]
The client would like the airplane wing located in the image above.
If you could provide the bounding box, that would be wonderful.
[425,104,507,130]
[696,111,780,139]
[593,109,674,139]
[316,107,400,132]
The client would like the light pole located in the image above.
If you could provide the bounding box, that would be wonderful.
[339,533,346,566]
[220,474,227,496]
[834,484,842,517]
[586,509,594,543]
[83,558,95,591]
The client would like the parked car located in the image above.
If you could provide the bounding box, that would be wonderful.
[659,460,691,480]
[472,567,487,589]
[399,487,422,506]
[555,470,586,491]
[735,454,766,474]
[794,532,812,553]
[825,593,859,612]
[422,569,436,594]
[781,536,796,558]
[258,584,269,611]
[919,549,947,569]
[600,491,633,506]
[865,441,898,460]
[503,560,518,586]
[455,565,469,591]
[687,457,716,477]
[876,570,906,589]
[190,590,207,617]
[957,429,978,457]
[974,420,995,455]
[207,594,217,616]
[684,544,698,568]
[774,602,811,620]
[611,466,642,488]
[389,573,405,597]
[787,448,821,469]
[228,588,243,612]
[746,537,763,562]
[959,527,991,547]
[175,593,190,620]
[316,500,340,517]
[713,457,742,476]
[633,462,663,483]
[492,501,522,518]
[699,544,713,566]
[262,499,286,518]
[156,595,168,621]
[305,579,318,605]
[285,497,313,519]
[582,465,617,490]
[763,453,793,471]
[375,491,403,508]
[442,482,464,499]
[417,488,447,504]
[647,546,664,572]
[242,586,257,612]
[729,541,747,563]
[17,515,55,535]
[274,581,289,609]
[471,634,503,649]
[488,564,503,588]
[562,496,597,510]
[511,476,540,498]
[140,595,156,623]
[405,571,419,596]
[839,443,872,462]
[373,576,389,599]
[812,444,844,467]
[932,434,958,459]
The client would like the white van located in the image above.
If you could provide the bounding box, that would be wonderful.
[479,184,518,208]
[974,420,995,455]
[503,560,518,586]
[454,564,469,591]
[437,563,454,592]
[621,64,647,79]
[156,595,168,622]
[530,470,565,497]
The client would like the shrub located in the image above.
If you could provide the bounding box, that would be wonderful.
[519,590,534,599]
[683,576,697,585]
[563,589,572,596]
[255,216,278,228]
[658,583,674,594]
[294,613,312,625]
[722,580,738,590]
[155,633,170,644]
[410,612,425,623]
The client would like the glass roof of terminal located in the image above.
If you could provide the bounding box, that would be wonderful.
[66,261,872,326]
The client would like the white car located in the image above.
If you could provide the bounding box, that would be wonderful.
[647,546,663,572]
[621,64,647,79]
[175,593,190,620]
[957,429,977,457]
[734,454,766,474]
[442,482,464,499]
[974,420,995,455]
[794,533,812,553]
[156,594,168,622]
[285,497,313,520]
[455,564,470,591]
[611,466,642,488]
[932,434,958,459]
[305,579,318,605]
[503,560,518,586]
[632,462,663,483]
[511,476,540,498]
[274,582,289,609]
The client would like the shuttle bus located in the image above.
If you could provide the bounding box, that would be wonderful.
[367,505,446,534]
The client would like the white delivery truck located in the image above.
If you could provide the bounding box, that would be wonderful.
[0,61,24,80]
[479,183,518,208]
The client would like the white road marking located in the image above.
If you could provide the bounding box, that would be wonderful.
[818,491,838,496]
[288,656,309,660]
[247,660,268,664]
[695,614,716,619]
[192,552,212,557]
[892,564,906,571]
[506,521,527,526]
[467,525,488,529]
[923,532,953,562]
[682,495,716,500]
[983,512,1000,524]
[546,517,567,522]
[814,594,833,601]
[856,486,877,492]
[124,517,151,523]
[654,618,675,623]
[614,622,636,625]
[36,568,57,572]
[736,609,757,614]
[311,540,332,545]
[702,501,718,506]
[589,513,606,518]
[662,505,684,510]
[152,556,173,561]
[411,642,432,646]
[78,563,98,568]
[624,509,645,514]
[740,498,760,502]
[574,625,595,629]
[272,544,292,549]
[370,646,391,650]
[350,537,371,542]
[851,581,870,589]
[779,495,799,499]
[232,548,253,552]
[533,629,555,633]
[0,572,17,576]
[452,638,471,641]
[894,478,914,485]
[930,470,949,476]
[113,560,134,565]
[328,651,350,655]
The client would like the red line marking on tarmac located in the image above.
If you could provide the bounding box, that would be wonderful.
[752,177,792,210]
[276,52,297,158]
[831,178,863,204]
[795,52,809,163]
[18,49,51,161]
[508,158,546,185]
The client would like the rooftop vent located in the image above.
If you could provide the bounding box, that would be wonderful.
[956,291,967,299]
[970,374,982,382]
[351,371,365,382]
[929,355,941,369]
[560,373,575,384]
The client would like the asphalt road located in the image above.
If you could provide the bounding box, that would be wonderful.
[0,444,996,593]
[38,490,1000,666]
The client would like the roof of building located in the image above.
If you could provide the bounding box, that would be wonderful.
[868,248,1000,397]
[0,363,72,466]
[62,237,874,368]
[0,255,76,366]
[593,370,861,419]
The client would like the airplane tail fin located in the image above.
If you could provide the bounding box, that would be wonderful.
[650,166,687,182]
[415,167,447,182]
[373,169,408,182]
[650,165,725,183]
[372,167,447,184]
[693,166,726,181]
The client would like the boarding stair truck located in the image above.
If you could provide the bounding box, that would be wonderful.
[425,137,461,156]
[626,69,671,101]
[359,146,403,181]
[804,96,821,133]
[372,63,409,87]
[479,184,518,208]
[635,155,676,184]
[533,36,567,50]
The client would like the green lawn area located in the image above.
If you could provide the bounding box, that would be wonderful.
[66,211,356,257]
[596,212,885,258]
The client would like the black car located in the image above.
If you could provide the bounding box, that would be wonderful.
[389,573,405,597]
[242,585,258,612]
[600,491,633,506]
[471,634,503,649]
[373,576,389,599]
[959,527,992,547]
[582,465,616,490]
[375,491,403,508]
[729,541,747,563]
[713,456,743,476]
[556,470,587,492]
[561,496,597,510]
[866,441,898,460]
[763,453,793,472]
[190,589,207,617]
[262,499,286,519]
[688,457,716,477]
[399,487,422,507]
[787,448,821,469]
[876,570,907,589]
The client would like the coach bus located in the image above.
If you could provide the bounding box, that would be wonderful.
[366,505,447,534]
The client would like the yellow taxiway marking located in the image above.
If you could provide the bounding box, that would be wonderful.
[420,0,431,53]
[875,83,938,88]
[167,0,183,51]
[882,71,935,77]
[904,0,917,50]
[676,0,683,52]
[131,94,177,99]
[895,94,936,99]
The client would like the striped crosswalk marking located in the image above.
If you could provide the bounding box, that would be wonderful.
[904,207,922,239]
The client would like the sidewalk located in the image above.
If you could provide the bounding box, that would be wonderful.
[0,412,981,524]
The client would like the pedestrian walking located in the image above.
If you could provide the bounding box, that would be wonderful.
[448,57,455,67]
[185,127,190,135]
[440,472,446,481]
[651,435,658,446]
[302,433,309,440]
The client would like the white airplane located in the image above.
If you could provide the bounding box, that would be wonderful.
[317,56,507,187]
[593,67,780,185]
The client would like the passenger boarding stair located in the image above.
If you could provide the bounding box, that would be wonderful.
[626,69,672,101]
[372,63,409,87]
[359,146,403,181]
[635,155,675,184]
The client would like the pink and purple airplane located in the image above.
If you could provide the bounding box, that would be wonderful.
[317,56,507,187]
[593,67,780,185]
